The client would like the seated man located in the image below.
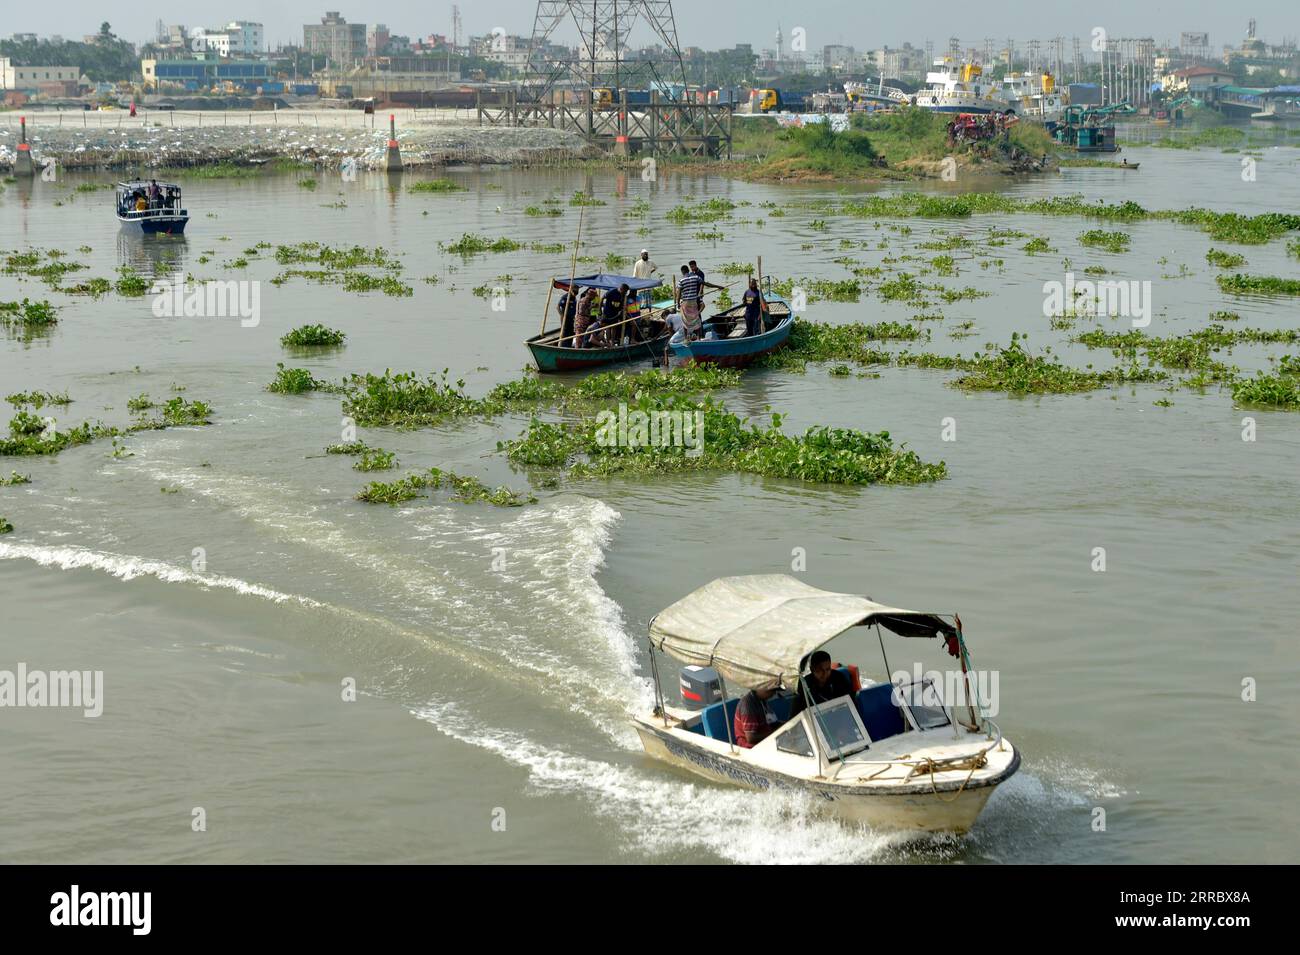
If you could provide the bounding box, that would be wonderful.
[788,650,853,719]
[733,680,783,749]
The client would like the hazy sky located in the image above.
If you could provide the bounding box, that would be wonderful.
[8,2,1296,52]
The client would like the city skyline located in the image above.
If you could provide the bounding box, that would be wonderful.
[5,1,1296,54]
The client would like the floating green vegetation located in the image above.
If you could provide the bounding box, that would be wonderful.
[828,364,852,377]
[1165,210,1300,245]
[523,205,563,217]
[341,273,413,296]
[943,334,1166,395]
[1278,355,1300,376]
[1205,248,1247,269]
[126,393,155,413]
[1211,310,1241,321]
[325,440,369,454]
[1231,373,1300,410]
[298,178,318,190]
[500,397,946,487]
[1216,274,1300,296]
[756,319,921,372]
[409,179,463,193]
[717,262,757,275]
[1022,237,1054,255]
[442,233,524,255]
[114,267,151,296]
[0,299,58,328]
[1083,265,1109,276]
[0,516,11,534]
[64,277,113,297]
[603,252,630,270]
[1079,230,1131,253]
[341,370,479,427]
[1288,238,1300,258]
[281,324,346,348]
[354,447,397,471]
[569,191,605,206]
[666,197,737,224]
[1,470,31,486]
[275,242,400,270]
[358,467,534,506]
[1,411,115,456]
[267,364,337,395]
[152,397,213,427]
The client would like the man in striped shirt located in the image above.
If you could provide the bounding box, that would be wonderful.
[676,265,703,339]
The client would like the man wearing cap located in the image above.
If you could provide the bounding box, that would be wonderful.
[632,250,658,311]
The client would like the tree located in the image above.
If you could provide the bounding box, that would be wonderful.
[99,22,114,40]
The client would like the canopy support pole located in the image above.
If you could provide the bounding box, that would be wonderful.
[717,673,737,754]
[648,638,667,727]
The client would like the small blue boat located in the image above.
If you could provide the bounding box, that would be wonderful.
[116,179,189,234]
[668,296,794,368]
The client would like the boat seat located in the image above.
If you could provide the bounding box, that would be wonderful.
[699,698,741,741]
[856,683,906,741]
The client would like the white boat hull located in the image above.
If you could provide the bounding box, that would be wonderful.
[634,716,1019,834]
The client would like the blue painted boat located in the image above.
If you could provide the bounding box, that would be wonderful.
[116,179,189,234]
[668,296,794,367]
[527,273,672,373]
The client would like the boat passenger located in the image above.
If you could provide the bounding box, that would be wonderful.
[742,278,766,337]
[788,650,854,719]
[632,249,657,309]
[134,194,148,213]
[676,265,703,340]
[688,260,725,309]
[556,287,578,341]
[574,287,601,347]
[734,680,783,749]
[148,180,161,208]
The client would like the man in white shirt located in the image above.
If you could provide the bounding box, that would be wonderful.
[632,249,657,279]
[631,249,657,309]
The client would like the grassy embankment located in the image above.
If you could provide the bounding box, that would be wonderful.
[725,108,1059,182]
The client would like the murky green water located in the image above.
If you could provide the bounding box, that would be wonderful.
[2,142,1298,864]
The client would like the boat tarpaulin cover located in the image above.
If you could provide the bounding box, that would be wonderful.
[648,575,955,688]
[553,273,662,292]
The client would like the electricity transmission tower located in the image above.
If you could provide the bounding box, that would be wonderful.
[526,0,688,102]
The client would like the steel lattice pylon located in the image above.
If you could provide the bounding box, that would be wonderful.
[526,1,688,103]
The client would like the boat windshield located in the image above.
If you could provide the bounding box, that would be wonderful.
[809,696,870,760]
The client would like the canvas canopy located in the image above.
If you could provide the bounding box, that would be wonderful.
[648,575,955,688]
[553,273,661,292]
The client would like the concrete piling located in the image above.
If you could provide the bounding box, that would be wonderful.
[14,116,35,177]
[384,114,403,172]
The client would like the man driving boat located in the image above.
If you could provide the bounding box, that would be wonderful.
[788,650,854,719]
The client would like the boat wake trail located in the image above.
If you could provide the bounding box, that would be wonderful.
[412,699,924,865]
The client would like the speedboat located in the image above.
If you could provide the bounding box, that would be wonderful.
[116,180,189,234]
[633,575,1020,833]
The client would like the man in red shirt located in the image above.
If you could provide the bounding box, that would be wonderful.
[733,681,783,748]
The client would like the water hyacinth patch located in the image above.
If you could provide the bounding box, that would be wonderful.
[0,299,58,328]
[281,324,346,348]
[357,467,533,507]
[1216,274,1300,296]
[1205,249,1247,269]
[1,471,32,486]
[267,364,337,395]
[1231,374,1300,410]
[441,233,524,255]
[408,179,463,193]
[1079,231,1131,253]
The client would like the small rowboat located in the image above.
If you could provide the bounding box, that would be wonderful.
[527,273,671,373]
[1117,161,1140,170]
[668,296,794,368]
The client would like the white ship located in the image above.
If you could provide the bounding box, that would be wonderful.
[994,71,1065,120]
[912,59,1005,114]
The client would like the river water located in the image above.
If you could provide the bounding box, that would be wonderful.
[2,141,1298,864]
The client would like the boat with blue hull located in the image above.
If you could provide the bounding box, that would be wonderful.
[116,180,189,234]
[668,296,794,367]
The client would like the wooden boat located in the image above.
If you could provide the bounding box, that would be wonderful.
[115,180,189,234]
[635,575,1020,833]
[527,273,671,373]
[668,296,794,368]
[1117,161,1140,169]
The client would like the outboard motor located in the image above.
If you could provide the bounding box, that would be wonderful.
[678,666,723,711]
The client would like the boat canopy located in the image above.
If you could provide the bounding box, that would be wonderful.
[553,273,661,292]
[116,180,182,192]
[648,575,956,688]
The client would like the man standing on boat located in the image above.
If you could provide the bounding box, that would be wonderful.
[633,250,657,311]
[676,265,704,340]
[788,651,854,719]
[742,278,767,337]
